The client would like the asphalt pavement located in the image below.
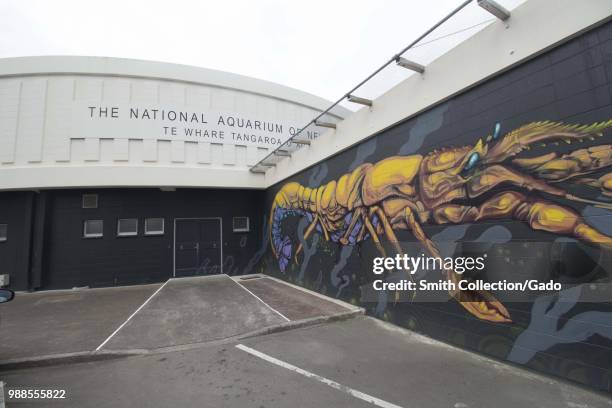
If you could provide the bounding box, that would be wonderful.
[2,316,610,408]
[0,283,161,360]
[0,274,609,407]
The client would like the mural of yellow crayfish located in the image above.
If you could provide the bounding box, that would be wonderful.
[270,120,612,323]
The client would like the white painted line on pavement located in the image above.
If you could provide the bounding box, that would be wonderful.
[95,280,170,351]
[230,278,290,322]
[235,344,404,408]
[264,274,362,311]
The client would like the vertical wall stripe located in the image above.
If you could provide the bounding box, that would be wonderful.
[17,79,47,163]
[246,146,258,166]
[171,140,185,163]
[222,144,235,165]
[210,143,223,165]
[235,145,247,167]
[0,80,21,164]
[197,142,211,164]
[45,78,73,162]
[113,139,129,161]
[84,138,100,161]
[143,139,158,162]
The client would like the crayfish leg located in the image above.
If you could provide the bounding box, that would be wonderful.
[600,173,612,196]
[515,198,612,251]
[370,206,403,256]
[400,205,512,322]
[434,191,612,250]
[339,208,364,245]
[363,213,386,258]
[294,215,320,264]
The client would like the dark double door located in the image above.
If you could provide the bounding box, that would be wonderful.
[174,218,222,277]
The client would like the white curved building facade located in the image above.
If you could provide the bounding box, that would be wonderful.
[0,57,348,291]
[0,56,348,190]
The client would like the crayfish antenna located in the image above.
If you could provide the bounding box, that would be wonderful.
[566,194,612,210]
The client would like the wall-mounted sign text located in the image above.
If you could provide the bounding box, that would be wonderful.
[71,104,325,149]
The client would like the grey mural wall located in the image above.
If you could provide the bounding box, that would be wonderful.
[257,21,612,392]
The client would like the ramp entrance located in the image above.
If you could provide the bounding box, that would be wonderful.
[0,274,360,362]
[174,218,222,276]
[96,275,359,351]
[99,275,285,350]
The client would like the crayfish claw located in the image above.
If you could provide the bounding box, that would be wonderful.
[455,287,512,323]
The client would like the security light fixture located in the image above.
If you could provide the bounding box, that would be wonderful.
[396,57,425,74]
[477,0,510,21]
[347,95,373,107]
[82,193,98,209]
[314,120,337,129]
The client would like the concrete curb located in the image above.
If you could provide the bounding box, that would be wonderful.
[120,308,365,356]
[0,350,139,371]
[0,308,364,371]
[237,308,364,340]
[234,273,363,313]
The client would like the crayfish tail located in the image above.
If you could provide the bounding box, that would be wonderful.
[269,182,309,272]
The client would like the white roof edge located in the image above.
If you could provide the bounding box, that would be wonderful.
[0,55,351,119]
[264,0,612,187]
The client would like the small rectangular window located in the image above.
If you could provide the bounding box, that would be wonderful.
[117,218,138,237]
[233,216,249,232]
[0,224,7,242]
[82,194,98,209]
[84,220,103,238]
[145,218,164,236]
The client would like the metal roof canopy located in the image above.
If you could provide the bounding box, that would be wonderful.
[250,0,473,173]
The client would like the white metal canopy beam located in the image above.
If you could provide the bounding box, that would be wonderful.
[264,0,612,187]
[314,120,337,129]
[478,0,511,21]
[347,95,373,107]
[396,57,425,73]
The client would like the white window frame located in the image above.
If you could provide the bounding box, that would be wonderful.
[144,218,165,236]
[117,218,138,237]
[232,216,250,233]
[82,194,98,209]
[83,220,103,238]
[0,224,7,242]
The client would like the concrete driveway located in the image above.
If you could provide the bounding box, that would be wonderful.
[1,316,610,408]
[0,274,357,362]
[0,283,161,360]
[0,274,610,407]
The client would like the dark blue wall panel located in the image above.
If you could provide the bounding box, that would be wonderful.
[259,21,612,392]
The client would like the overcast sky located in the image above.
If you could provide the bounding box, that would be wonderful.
[0,0,525,110]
